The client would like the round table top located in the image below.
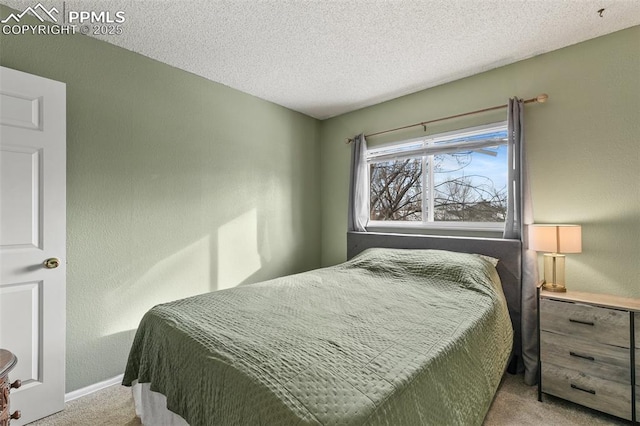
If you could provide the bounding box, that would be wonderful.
[0,349,17,377]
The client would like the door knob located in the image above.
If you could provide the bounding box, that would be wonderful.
[44,258,60,269]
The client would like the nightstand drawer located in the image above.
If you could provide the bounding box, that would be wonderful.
[542,363,632,421]
[540,331,630,384]
[540,298,630,347]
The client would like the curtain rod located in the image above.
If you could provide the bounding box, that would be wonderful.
[345,94,549,144]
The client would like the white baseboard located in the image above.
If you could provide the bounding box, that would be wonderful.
[65,373,125,402]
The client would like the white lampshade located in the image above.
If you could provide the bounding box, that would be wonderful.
[528,224,582,254]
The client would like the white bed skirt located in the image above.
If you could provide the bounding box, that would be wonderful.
[132,381,190,426]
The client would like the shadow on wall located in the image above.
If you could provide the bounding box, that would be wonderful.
[84,204,288,392]
[103,207,273,338]
[70,329,138,390]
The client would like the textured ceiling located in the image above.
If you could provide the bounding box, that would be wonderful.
[2,1,639,119]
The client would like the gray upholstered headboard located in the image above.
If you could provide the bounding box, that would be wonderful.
[347,231,523,360]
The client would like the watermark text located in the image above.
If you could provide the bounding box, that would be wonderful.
[1,2,126,36]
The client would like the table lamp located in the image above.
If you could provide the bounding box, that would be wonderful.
[528,224,582,292]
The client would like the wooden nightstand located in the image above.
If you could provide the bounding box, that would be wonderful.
[0,349,21,425]
[537,287,640,422]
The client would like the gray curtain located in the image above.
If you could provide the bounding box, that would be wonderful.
[347,134,369,232]
[504,98,539,385]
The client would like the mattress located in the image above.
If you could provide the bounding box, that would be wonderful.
[123,248,513,425]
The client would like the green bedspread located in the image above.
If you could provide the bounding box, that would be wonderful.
[123,248,513,425]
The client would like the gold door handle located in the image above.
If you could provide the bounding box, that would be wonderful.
[44,258,60,269]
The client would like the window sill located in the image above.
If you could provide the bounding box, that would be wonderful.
[366,221,505,239]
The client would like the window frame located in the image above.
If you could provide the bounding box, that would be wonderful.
[366,121,509,232]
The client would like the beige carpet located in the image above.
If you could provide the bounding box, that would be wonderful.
[28,373,624,425]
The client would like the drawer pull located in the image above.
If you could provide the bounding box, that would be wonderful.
[569,351,595,361]
[570,384,596,395]
[569,319,595,326]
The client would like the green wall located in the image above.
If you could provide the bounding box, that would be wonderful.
[320,27,640,298]
[0,5,320,392]
[2,4,639,393]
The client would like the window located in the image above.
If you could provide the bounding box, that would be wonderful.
[367,122,508,230]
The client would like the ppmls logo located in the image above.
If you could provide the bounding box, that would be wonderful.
[2,2,126,36]
[1,2,58,23]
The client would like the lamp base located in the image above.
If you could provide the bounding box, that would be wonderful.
[542,253,566,291]
[541,282,567,293]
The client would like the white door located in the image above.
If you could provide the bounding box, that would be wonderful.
[0,66,66,424]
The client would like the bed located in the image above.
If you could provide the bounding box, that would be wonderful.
[123,232,522,425]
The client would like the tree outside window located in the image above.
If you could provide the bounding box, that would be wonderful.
[368,123,508,226]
